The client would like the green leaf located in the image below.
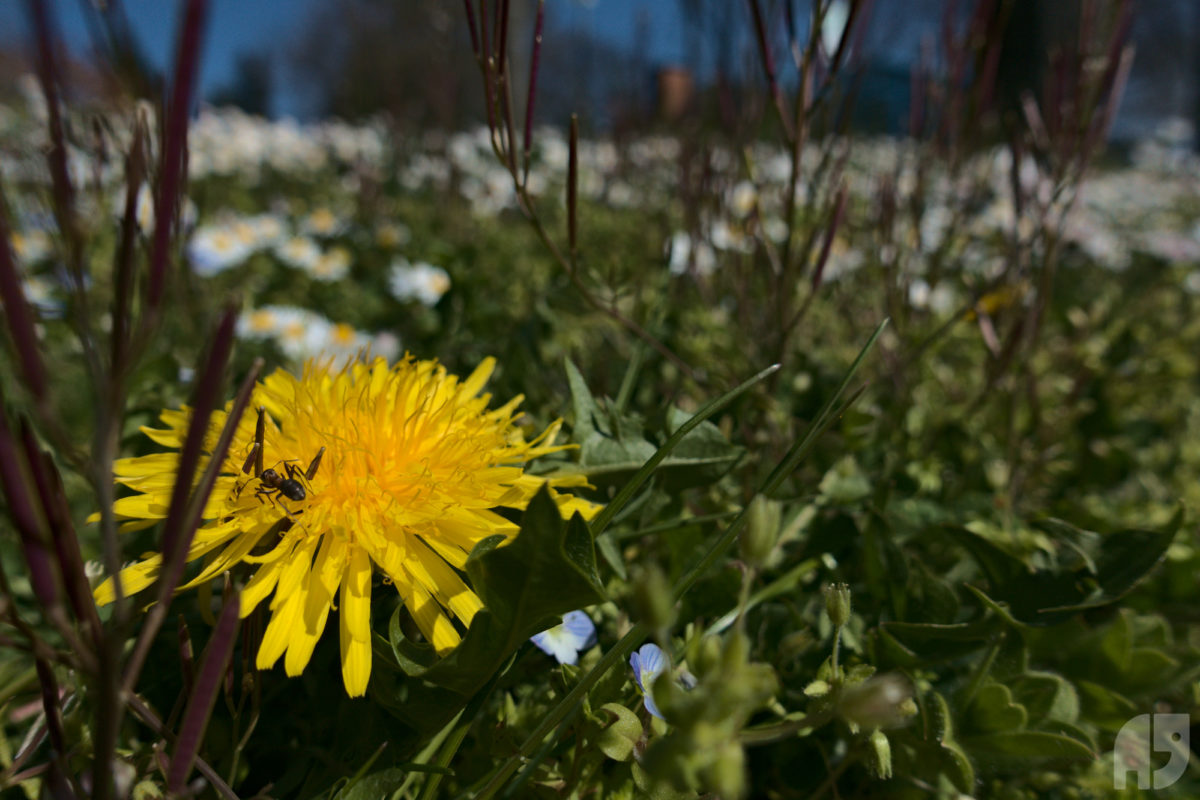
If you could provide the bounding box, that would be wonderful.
[565,357,662,477]
[566,356,602,442]
[334,765,451,800]
[966,683,1028,733]
[1034,720,1096,754]
[817,455,872,504]
[1075,679,1138,729]
[1123,646,1180,688]
[631,762,698,800]
[384,487,605,725]
[875,620,995,668]
[950,514,1181,624]
[1011,671,1079,725]
[564,366,744,492]
[1100,609,1134,671]
[961,729,1095,769]
[908,562,960,624]
[926,690,955,743]
[944,525,1028,589]
[596,703,642,762]
[1042,516,1182,614]
[596,533,628,580]
[1094,510,1182,597]
[939,740,976,793]
[908,692,975,793]
[588,362,781,538]
[860,511,910,620]
[658,405,744,490]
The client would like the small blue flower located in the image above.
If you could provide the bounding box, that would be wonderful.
[530,610,597,666]
[630,643,668,719]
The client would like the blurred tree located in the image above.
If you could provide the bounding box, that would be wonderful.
[209,53,272,116]
[289,0,654,134]
[1120,0,1198,143]
[992,0,1048,119]
[290,0,484,127]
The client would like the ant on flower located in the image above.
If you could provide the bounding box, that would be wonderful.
[235,406,325,521]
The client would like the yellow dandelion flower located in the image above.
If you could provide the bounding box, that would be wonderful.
[94,356,599,696]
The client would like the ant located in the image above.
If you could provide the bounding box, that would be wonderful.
[236,406,325,520]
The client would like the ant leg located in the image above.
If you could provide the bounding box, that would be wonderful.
[254,486,276,508]
[278,498,304,518]
[282,461,302,482]
[255,486,304,521]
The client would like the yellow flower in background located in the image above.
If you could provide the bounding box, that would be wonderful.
[95,356,598,696]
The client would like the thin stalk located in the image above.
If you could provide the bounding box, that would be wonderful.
[747,0,795,142]
[521,0,544,187]
[567,114,578,265]
[612,339,646,416]
[740,707,835,746]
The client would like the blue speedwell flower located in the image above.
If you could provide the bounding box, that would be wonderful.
[630,643,697,720]
[630,643,667,718]
[530,610,597,666]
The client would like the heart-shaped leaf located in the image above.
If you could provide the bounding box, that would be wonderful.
[966,683,1028,733]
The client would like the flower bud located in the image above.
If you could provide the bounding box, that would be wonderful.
[721,628,751,674]
[823,582,852,627]
[740,495,782,568]
[866,729,893,779]
[708,740,746,800]
[631,563,676,634]
[692,634,723,679]
[132,781,164,800]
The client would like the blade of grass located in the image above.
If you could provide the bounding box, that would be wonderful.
[167,592,241,794]
[145,0,208,317]
[121,345,260,696]
[0,199,48,399]
[417,668,505,800]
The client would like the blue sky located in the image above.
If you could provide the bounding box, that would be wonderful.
[2,0,321,114]
[1,0,693,118]
[3,2,1186,140]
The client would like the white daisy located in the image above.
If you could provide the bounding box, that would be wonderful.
[388,258,451,306]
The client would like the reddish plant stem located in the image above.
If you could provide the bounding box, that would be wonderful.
[145,0,208,319]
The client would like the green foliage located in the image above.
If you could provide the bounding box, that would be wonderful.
[382,486,604,733]
[565,358,744,490]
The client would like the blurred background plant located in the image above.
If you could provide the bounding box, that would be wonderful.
[1,0,1199,798]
